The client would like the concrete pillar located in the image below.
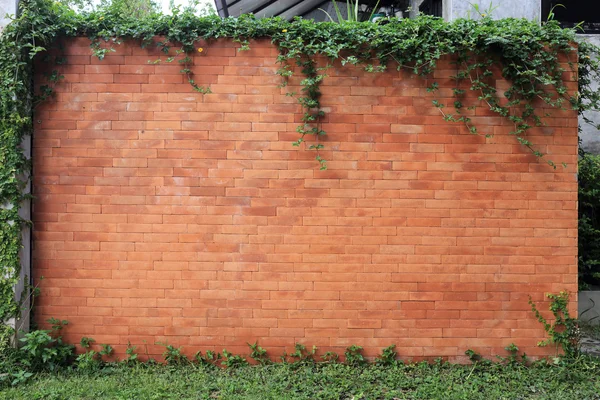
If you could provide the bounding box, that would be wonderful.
[409,0,426,19]
[0,0,29,340]
[13,135,31,337]
[443,0,541,21]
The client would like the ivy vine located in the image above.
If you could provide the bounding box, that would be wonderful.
[529,291,580,358]
[1,0,600,328]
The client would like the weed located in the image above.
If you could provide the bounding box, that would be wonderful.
[501,343,525,365]
[247,342,270,365]
[344,345,367,367]
[290,343,317,365]
[75,337,114,371]
[158,343,188,366]
[375,344,398,366]
[465,349,481,363]
[279,351,289,364]
[99,344,113,359]
[321,351,339,363]
[79,337,95,349]
[9,370,32,387]
[47,318,68,334]
[124,342,138,364]
[76,350,101,372]
[221,350,248,369]
[194,350,221,368]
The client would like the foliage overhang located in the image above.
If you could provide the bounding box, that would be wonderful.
[1,0,599,325]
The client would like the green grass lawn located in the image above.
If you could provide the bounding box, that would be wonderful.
[2,358,600,400]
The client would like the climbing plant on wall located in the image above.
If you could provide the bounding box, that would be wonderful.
[1,0,600,328]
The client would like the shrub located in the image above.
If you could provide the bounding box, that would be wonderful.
[18,319,74,371]
[0,318,75,387]
[578,153,600,288]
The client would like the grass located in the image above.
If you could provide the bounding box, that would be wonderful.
[1,357,600,400]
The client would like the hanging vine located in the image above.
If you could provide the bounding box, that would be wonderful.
[1,0,600,327]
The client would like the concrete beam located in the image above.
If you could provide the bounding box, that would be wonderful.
[444,0,541,21]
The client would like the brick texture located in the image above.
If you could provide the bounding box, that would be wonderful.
[32,38,578,362]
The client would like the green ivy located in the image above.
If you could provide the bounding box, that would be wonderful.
[529,291,580,359]
[1,0,599,330]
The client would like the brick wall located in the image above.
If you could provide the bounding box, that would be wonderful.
[32,38,579,362]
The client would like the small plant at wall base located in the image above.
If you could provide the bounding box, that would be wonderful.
[1,0,600,336]
[2,337,600,396]
[248,342,270,365]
